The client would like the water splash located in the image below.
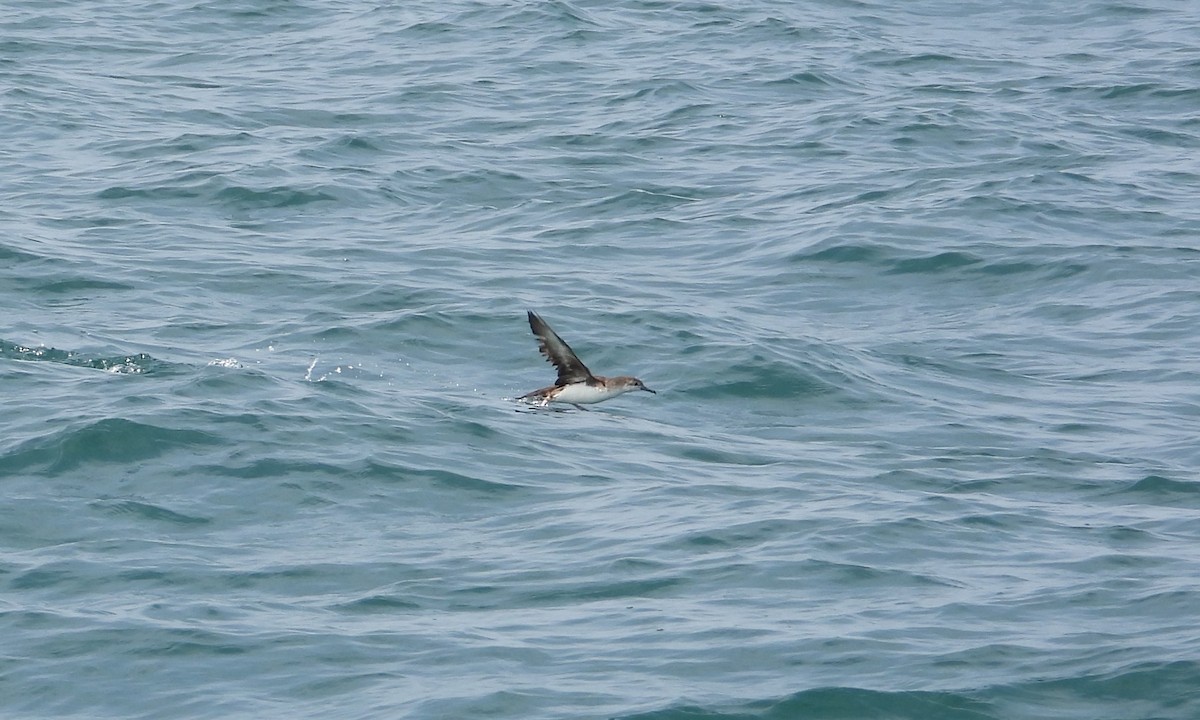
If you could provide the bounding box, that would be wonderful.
[1,341,160,374]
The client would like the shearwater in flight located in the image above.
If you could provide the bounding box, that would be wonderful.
[519,311,656,409]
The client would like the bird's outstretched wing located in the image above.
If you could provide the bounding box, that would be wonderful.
[528,311,595,386]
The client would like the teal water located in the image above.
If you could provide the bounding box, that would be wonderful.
[3,1,1200,718]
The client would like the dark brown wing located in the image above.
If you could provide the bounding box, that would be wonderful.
[527,311,594,385]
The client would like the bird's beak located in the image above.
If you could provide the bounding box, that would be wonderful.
[642,386,657,394]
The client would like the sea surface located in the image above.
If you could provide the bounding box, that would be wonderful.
[3,1,1199,718]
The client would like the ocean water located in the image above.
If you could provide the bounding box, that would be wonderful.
[2,0,1199,718]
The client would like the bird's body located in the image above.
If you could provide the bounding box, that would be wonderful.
[520,311,655,408]
[519,376,648,406]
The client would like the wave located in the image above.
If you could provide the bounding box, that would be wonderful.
[1,340,163,374]
[617,659,1200,719]
[0,417,221,476]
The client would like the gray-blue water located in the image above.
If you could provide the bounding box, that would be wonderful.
[3,1,1200,718]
